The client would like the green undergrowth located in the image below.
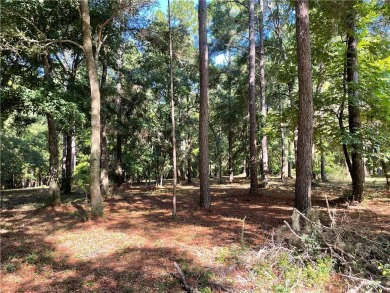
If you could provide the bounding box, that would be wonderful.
[252,249,332,292]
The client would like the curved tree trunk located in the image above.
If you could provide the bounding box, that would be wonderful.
[198,0,210,208]
[294,0,313,214]
[248,0,258,196]
[80,0,103,217]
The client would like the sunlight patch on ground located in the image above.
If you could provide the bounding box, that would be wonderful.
[55,228,145,259]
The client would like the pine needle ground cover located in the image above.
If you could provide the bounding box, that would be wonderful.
[1,177,389,292]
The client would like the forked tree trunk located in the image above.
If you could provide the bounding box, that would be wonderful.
[346,5,364,201]
[248,0,258,196]
[198,0,210,208]
[294,0,313,214]
[80,0,103,216]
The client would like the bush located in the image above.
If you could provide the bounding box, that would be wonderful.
[73,161,90,189]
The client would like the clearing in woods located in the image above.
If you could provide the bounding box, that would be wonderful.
[1,177,389,292]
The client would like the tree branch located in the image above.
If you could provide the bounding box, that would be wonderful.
[42,39,85,53]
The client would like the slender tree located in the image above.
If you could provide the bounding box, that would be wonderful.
[198,0,210,208]
[259,0,268,182]
[294,0,313,214]
[248,0,258,196]
[346,4,365,201]
[100,46,109,197]
[115,45,124,186]
[80,0,104,216]
[168,0,178,217]
[42,52,61,205]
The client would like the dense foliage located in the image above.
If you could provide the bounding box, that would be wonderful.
[1,0,389,196]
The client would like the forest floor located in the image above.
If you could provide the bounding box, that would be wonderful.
[1,177,389,292]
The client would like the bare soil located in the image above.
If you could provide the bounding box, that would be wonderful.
[1,177,389,292]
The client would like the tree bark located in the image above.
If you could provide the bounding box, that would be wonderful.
[100,46,109,197]
[259,0,268,182]
[64,133,72,194]
[198,0,210,208]
[228,130,234,183]
[294,0,313,214]
[248,0,258,195]
[320,151,327,182]
[346,5,364,201]
[42,52,61,205]
[71,135,76,174]
[61,134,67,189]
[47,113,61,205]
[279,87,287,181]
[381,160,389,190]
[80,0,103,216]
[115,46,124,186]
[187,135,192,184]
[169,0,178,217]
[288,81,295,178]
[288,140,292,178]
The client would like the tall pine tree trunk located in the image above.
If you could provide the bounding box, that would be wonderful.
[100,46,109,197]
[198,0,210,208]
[42,52,61,205]
[187,135,193,184]
[71,135,76,175]
[294,0,313,214]
[169,0,178,217]
[279,88,287,181]
[80,0,103,216]
[228,130,234,183]
[346,5,364,201]
[320,151,327,182]
[115,46,124,186]
[248,0,258,196]
[61,134,67,189]
[259,0,268,182]
[64,133,72,194]
[47,113,61,205]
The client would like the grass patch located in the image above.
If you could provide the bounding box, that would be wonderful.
[57,228,145,259]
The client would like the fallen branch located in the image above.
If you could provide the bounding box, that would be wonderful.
[339,273,390,292]
[284,220,303,240]
[173,262,192,293]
